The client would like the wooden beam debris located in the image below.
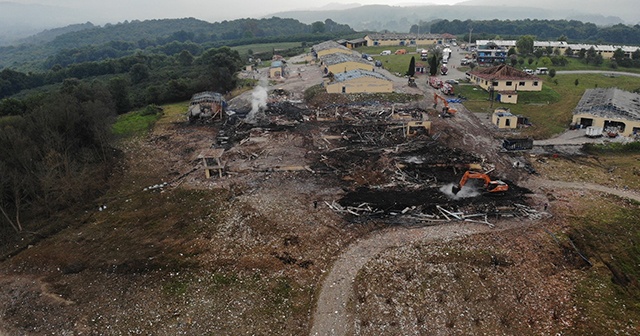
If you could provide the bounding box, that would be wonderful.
[325,201,543,228]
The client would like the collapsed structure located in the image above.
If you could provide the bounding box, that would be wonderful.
[571,88,640,137]
[180,39,542,226]
[188,91,226,123]
[467,64,542,104]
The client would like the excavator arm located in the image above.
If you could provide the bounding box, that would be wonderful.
[433,93,456,117]
[452,171,509,194]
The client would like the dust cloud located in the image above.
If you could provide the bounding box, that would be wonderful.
[246,79,268,123]
[439,183,481,200]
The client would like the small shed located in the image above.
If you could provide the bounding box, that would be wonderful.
[198,148,225,178]
[492,107,518,129]
[497,91,518,104]
[269,60,287,79]
[415,62,426,74]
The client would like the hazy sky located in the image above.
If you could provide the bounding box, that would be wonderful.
[9,0,466,23]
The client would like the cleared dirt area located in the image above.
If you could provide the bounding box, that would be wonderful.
[1,54,638,335]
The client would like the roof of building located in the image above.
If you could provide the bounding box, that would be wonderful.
[494,111,516,117]
[573,88,640,121]
[476,40,516,47]
[271,60,284,68]
[190,91,224,104]
[470,64,540,81]
[332,69,391,83]
[347,38,367,44]
[366,33,443,40]
[312,40,351,52]
[476,39,640,53]
[320,53,369,66]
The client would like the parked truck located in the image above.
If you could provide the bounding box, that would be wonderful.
[585,126,603,138]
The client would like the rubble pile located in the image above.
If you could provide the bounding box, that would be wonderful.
[208,92,535,228]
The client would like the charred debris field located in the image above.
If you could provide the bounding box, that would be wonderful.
[215,93,536,227]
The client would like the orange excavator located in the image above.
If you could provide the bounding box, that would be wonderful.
[452,171,509,195]
[433,93,456,118]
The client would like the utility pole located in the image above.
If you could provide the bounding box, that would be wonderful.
[468,27,473,48]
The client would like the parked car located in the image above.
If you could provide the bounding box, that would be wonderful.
[367,56,374,61]
[445,79,459,85]
[380,50,391,55]
[395,49,406,55]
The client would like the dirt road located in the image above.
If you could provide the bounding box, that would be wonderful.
[528,178,640,203]
[309,221,505,336]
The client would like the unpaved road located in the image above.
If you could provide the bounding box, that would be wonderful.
[309,178,640,336]
[528,178,640,203]
[556,70,640,78]
[309,221,527,336]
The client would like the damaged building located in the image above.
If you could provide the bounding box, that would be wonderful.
[325,69,393,94]
[319,53,374,76]
[269,60,288,79]
[571,87,640,137]
[468,64,542,104]
[188,91,226,123]
[364,33,445,47]
[312,40,354,59]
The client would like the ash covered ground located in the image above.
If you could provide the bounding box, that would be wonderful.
[216,84,534,225]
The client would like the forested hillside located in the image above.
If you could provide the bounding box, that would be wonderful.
[423,19,640,44]
[0,17,354,70]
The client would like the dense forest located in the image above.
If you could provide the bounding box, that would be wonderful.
[0,46,246,235]
[415,19,640,45]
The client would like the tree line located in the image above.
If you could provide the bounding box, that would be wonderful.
[0,47,244,106]
[0,46,246,238]
[0,81,116,234]
[0,17,354,70]
[418,19,640,45]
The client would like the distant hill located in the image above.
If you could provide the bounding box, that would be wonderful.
[16,22,97,45]
[460,0,637,24]
[267,4,628,32]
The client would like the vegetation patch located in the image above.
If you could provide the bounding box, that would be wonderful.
[112,106,163,137]
[584,141,640,153]
[561,195,640,335]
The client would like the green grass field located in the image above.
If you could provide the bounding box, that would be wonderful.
[112,103,186,137]
[454,73,640,139]
[231,42,306,58]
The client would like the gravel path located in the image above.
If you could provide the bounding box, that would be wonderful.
[556,70,640,78]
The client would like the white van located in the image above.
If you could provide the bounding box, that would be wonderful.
[380,50,391,55]
[535,67,548,75]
